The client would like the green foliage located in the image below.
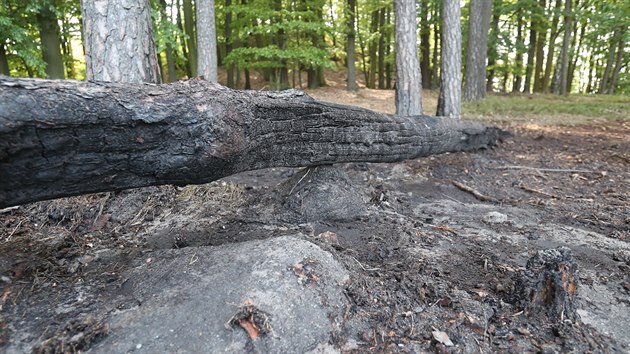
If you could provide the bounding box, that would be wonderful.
[222,0,331,74]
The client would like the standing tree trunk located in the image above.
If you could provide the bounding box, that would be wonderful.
[532,0,547,93]
[377,8,386,89]
[176,0,192,78]
[160,0,177,82]
[437,0,462,118]
[385,8,393,89]
[430,2,440,89]
[598,28,621,94]
[523,20,537,93]
[196,0,218,82]
[420,2,431,89]
[0,77,506,208]
[608,35,626,94]
[225,0,234,88]
[463,0,493,102]
[367,9,379,89]
[346,0,358,91]
[60,14,77,79]
[37,5,65,79]
[183,0,197,77]
[512,7,524,92]
[394,0,423,115]
[0,43,9,75]
[542,0,562,93]
[557,0,572,95]
[82,0,161,83]
[486,1,500,93]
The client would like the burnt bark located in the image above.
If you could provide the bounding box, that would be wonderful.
[0,77,507,208]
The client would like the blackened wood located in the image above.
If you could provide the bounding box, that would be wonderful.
[0,77,507,207]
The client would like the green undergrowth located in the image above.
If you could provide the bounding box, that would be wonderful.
[462,93,630,124]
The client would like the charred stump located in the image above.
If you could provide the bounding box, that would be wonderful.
[515,247,579,322]
[0,77,508,208]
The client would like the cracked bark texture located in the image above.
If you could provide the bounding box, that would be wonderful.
[196,0,218,82]
[437,0,462,118]
[394,0,422,116]
[81,0,161,83]
[463,0,492,102]
[0,77,507,208]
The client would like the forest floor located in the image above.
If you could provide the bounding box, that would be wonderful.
[0,81,629,353]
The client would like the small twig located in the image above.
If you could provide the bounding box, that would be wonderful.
[491,165,597,174]
[0,206,19,214]
[452,181,498,203]
[289,167,316,195]
[518,184,560,199]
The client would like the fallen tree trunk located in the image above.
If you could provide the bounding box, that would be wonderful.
[0,77,507,208]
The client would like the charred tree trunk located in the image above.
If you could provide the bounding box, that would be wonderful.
[0,77,506,208]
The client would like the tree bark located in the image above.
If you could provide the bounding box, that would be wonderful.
[419,2,431,89]
[523,22,537,93]
[598,28,619,94]
[532,0,547,93]
[542,0,562,93]
[0,44,9,76]
[608,35,626,94]
[437,0,462,119]
[367,9,379,89]
[463,0,493,102]
[82,0,161,83]
[183,0,198,77]
[160,0,177,82]
[37,5,65,79]
[394,0,423,115]
[346,0,358,91]
[377,8,386,89]
[512,7,524,92]
[0,77,506,208]
[558,0,572,95]
[196,0,218,82]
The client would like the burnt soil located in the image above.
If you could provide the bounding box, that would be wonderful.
[0,100,629,352]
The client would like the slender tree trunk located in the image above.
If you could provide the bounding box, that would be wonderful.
[0,43,10,76]
[377,8,386,89]
[176,0,192,78]
[543,0,562,92]
[37,6,65,79]
[225,0,234,87]
[437,0,462,118]
[367,9,379,89]
[420,2,431,89]
[385,7,392,89]
[183,0,197,77]
[598,28,620,94]
[585,50,595,93]
[159,0,177,82]
[523,23,537,93]
[486,2,500,93]
[394,0,423,115]
[558,0,572,95]
[608,35,626,94]
[60,15,76,79]
[513,7,524,92]
[463,0,493,102]
[430,2,440,89]
[533,0,546,93]
[566,9,580,93]
[82,0,161,83]
[0,77,507,208]
[346,0,358,91]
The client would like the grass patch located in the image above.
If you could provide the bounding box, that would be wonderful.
[463,93,630,123]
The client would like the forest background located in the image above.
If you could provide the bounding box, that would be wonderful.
[0,0,628,100]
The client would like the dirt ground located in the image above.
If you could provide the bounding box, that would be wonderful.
[1,85,629,353]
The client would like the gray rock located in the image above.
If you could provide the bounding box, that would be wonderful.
[482,211,508,224]
[92,236,348,353]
